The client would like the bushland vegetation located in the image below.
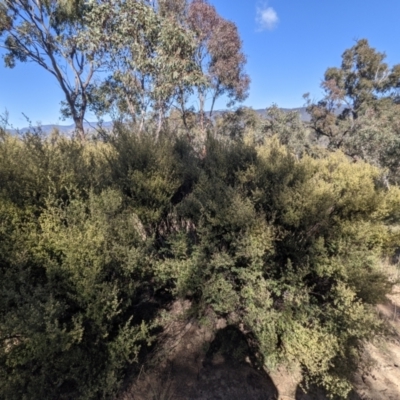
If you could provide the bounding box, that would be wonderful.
[1,2,400,399]
[1,114,400,399]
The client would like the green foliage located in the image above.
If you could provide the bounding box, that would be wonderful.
[4,7,400,400]
[216,106,264,140]
[0,0,220,137]
[183,0,250,130]
[0,127,399,399]
[215,105,311,159]
[0,0,250,140]
[85,0,203,131]
[263,105,310,156]
[0,189,150,399]
[105,128,197,226]
[306,39,400,183]
[156,138,397,398]
[0,131,110,208]
[0,0,104,138]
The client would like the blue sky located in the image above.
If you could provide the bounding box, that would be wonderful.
[1,0,400,128]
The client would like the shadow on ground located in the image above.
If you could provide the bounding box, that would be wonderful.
[121,320,278,400]
[295,384,362,400]
[120,295,400,400]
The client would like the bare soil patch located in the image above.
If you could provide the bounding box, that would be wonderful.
[119,290,400,400]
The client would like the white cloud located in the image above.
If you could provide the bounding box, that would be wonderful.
[256,6,279,31]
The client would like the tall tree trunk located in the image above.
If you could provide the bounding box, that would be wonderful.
[74,117,85,141]
[177,87,192,142]
[209,85,220,118]
[155,102,164,140]
[199,90,205,132]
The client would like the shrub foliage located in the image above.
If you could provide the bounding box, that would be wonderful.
[0,127,399,399]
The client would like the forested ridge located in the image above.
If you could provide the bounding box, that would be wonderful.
[1,1,400,399]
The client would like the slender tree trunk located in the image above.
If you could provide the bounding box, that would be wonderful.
[177,87,192,142]
[209,95,217,119]
[198,90,207,157]
[156,102,164,140]
[209,85,220,119]
[199,90,205,132]
[139,115,145,134]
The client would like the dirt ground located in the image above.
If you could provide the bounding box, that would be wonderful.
[355,287,400,400]
[119,290,400,400]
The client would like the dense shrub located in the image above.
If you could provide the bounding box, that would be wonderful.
[156,137,399,398]
[0,190,151,399]
[0,128,399,399]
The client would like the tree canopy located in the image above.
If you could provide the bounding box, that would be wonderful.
[0,0,100,139]
[0,0,249,138]
[186,0,250,130]
[306,39,400,181]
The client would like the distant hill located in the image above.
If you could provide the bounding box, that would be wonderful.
[7,121,114,135]
[7,107,313,134]
[255,107,311,122]
[209,107,312,124]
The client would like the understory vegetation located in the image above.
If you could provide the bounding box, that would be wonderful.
[1,118,400,399]
[2,1,400,399]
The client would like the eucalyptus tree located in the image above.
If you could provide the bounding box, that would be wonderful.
[0,0,250,140]
[186,0,250,130]
[88,0,250,135]
[306,39,400,180]
[0,0,104,140]
[86,0,204,136]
